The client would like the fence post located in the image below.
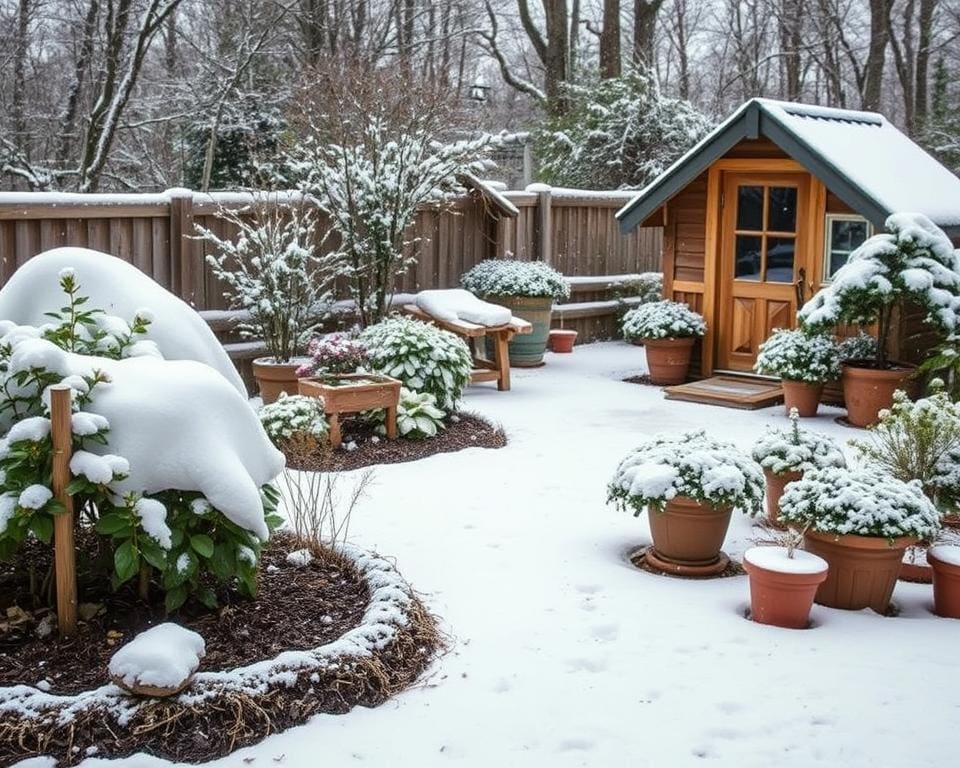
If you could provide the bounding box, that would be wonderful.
[168,189,195,303]
[50,385,77,638]
[534,184,552,265]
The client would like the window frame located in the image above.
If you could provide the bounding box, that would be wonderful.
[823,214,873,283]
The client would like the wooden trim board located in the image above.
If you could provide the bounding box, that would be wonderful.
[663,375,783,410]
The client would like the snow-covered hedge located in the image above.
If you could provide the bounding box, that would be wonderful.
[360,316,472,410]
[754,329,840,383]
[751,413,846,475]
[461,259,570,301]
[621,300,706,341]
[259,394,329,445]
[779,466,941,540]
[607,431,764,514]
[296,332,369,378]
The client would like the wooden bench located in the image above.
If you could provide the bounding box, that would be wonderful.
[403,304,533,392]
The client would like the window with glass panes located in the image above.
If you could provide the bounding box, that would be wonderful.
[733,185,798,283]
[824,214,871,280]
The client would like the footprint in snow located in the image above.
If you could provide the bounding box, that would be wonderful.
[574,583,601,595]
[565,656,608,674]
[558,737,596,752]
[492,677,513,693]
[590,623,619,642]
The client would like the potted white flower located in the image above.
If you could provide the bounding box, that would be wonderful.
[779,466,941,612]
[608,431,764,576]
[751,409,846,527]
[460,259,570,366]
[620,300,706,385]
[754,329,840,416]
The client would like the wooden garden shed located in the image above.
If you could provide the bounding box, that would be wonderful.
[616,98,960,378]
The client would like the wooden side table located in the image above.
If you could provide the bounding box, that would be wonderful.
[298,374,402,448]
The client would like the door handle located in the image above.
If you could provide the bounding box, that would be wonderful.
[795,267,806,306]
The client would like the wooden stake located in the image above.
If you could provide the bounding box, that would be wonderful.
[50,385,78,638]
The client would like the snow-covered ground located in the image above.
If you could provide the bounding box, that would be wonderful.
[79,342,958,768]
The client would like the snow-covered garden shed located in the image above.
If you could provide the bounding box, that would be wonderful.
[616,98,960,377]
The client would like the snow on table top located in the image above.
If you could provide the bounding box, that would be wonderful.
[744,546,828,574]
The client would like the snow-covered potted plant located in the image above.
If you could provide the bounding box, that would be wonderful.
[751,409,846,527]
[799,213,960,427]
[928,543,960,618]
[754,329,840,416]
[779,466,941,612]
[742,528,829,629]
[460,259,570,366]
[620,300,706,385]
[608,431,764,576]
[196,194,335,404]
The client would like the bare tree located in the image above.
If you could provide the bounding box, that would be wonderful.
[600,0,622,78]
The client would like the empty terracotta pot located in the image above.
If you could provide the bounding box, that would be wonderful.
[643,337,695,386]
[781,380,824,417]
[548,329,578,353]
[743,546,829,629]
[841,362,915,428]
[763,469,802,528]
[647,496,732,572]
[803,530,916,612]
[927,545,960,619]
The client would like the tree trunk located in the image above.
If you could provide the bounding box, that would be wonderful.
[600,0,622,78]
[632,0,663,70]
[12,0,31,157]
[862,0,892,111]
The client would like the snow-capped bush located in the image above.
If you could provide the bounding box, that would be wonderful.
[799,213,960,366]
[297,332,369,379]
[621,300,706,341]
[370,387,446,440]
[779,466,941,540]
[607,431,764,514]
[634,272,664,304]
[754,329,841,383]
[259,393,329,445]
[751,412,846,475]
[461,259,570,301]
[360,316,472,410]
[837,331,879,363]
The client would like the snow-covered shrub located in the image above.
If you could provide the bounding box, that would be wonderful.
[535,68,711,189]
[460,259,570,301]
[296,332,369,379]
[918,334,960,400]
[360,316,472,410]
[259,393,329,446]
[607,431,764,514]
[799,213,960,367]
[754,329,841,383]
[851,383,960,509]
[837,331,879,363]
[751,411,846,476]
[634,272,664,304]
[621,300,706,341]
[779,466,941,540]
[370,387,446,440]
[196,193,336,362]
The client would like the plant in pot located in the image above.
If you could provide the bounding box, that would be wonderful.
[751,409,846,527]
[607,431,764,576]
[779,466,941,612]
[197,194,335,404]
[754,329,840,416]
[620,300,706,385]
[798,212,960,427]
[928,538,960,619]
[460,259,570,366]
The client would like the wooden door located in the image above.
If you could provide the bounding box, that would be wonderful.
[716,172,815,372]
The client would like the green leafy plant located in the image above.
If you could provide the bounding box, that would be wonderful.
[259,393,329,446]
[369,387,446,439]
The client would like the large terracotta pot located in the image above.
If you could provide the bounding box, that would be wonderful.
[763,469,802,528]
[743,546,829,629]
[781,380,823,417]
[646,496,732,575]
[803,530,916,612]
[253,357,308,404]
[484,295,553,366]
[927,545,960,619]
[841,362,916,428]
[548,329,578,353]
[643,337,696,386]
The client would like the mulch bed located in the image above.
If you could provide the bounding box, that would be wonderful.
[289,412,506,472]
[0,533,440,765]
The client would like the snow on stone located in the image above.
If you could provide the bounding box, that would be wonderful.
[0,248,247,396]
[107,624,205,691]
[415,289,512,327]
[18,485,52,510]
[744,546,828,574]
[286,548,314,567]
[134,499,172,550]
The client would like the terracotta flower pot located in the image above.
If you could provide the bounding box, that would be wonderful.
[743,546,829,629]
[643,337,696,386]
[253,357,308,405]
[780,380,823,417]
[803,530,916,612]
[927,545,960,619]
[841,362,916,428]
[763,469,802,528]
[646,496,732,575]
[548,329,578,353]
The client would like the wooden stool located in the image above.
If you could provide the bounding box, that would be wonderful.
[299,374,401,448]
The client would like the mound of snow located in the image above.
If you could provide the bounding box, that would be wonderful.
[0,248,246,397]
[108,623,205,695]
[415,289,512,327]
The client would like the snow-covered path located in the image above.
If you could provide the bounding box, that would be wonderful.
[90,342,959,768]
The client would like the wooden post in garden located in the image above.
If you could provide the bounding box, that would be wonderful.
[50,384,78,638]
[536,185,553,265]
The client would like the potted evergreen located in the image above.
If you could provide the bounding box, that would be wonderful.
[779,466,941,612]
[461,259,570,366]
[621,300,706,385]
[608,431,764,576]
[754,329,840,416]
[798,213,960,427]
[751,409,846,527]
